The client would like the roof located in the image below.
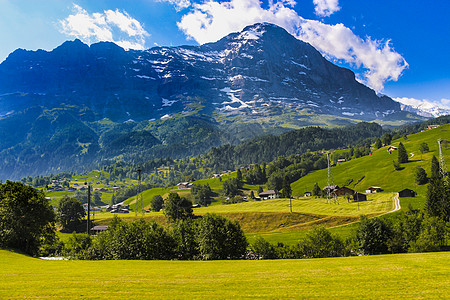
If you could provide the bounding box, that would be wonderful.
[91,226,108,231]
[259,190,278,196]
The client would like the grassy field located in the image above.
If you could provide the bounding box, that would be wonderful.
[0,250,449,298]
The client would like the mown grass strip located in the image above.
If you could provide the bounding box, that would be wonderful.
[0,250,449,299]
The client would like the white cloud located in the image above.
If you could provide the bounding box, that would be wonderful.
[157,0,192,11]
[313,0,340,17]
[177,0,407,91]
[59,4,149,50]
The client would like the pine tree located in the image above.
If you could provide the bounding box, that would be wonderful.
[281,175,292,198]
[398,142,408,163]
[312,183,321,196]
[415,167,428,185]
[374,138,382,149]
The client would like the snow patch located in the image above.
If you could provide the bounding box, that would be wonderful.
[162,98,178,107]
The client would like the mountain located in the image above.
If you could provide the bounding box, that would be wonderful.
[396,99,450,118]
[0,23,418,180]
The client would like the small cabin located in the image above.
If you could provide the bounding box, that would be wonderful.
[353,193,367,202]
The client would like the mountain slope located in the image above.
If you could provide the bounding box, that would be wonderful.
[0,23,418,180]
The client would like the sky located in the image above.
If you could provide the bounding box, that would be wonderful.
[0,0,449,109]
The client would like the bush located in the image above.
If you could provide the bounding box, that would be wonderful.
[151,195,164,212]
[197,214,247,260]
[356,216,392,255]
[164,193,193,221]
[252,237,278,259]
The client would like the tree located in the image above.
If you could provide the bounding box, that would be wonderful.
[57,196,85,233]
[356,215,392,255]
[0,181,56,255]
[415,167,428,185]
[236,169,243,183]
[382,133,392,146]
[419,142,429,154]
[164,193,193,221]
[191,184,213,206]
[374,138,382,149]
[196,214,247,260]
[222,178,241,197]
[398,142,408,163]
[281,175,292,198]
[312,183,321,197]
[151,195,164,212]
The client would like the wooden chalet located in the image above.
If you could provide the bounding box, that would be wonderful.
[335,186,355,196]
[259,190,280,200]
[353,193,367,202]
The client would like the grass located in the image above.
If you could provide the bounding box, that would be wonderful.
[0,250,449,298]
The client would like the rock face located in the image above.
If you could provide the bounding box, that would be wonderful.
[0,23,400,122]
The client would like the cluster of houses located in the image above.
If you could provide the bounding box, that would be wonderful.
[321,185,367,202]
[106,203,130,213]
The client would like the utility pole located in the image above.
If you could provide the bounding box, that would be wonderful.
[438,139,448,182]
[289,196,292,213]
[138,168,144,216]
[86,182,91,235]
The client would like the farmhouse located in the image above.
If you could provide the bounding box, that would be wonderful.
[304,192,312,197]
[353,193,367,202]
[335,187,355,196]
[91,226,108,235]
[388,146,397,152]
[366,186,382,193]
[427,125,440,130]
[259,190,280,200]
[323,185,339,195]
[398,189,416,197]
[177,182,193,189]
[337,159,346,163]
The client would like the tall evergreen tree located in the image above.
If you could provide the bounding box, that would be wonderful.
[426,157,444,219]
[398,142,408,163]
[312,183,321,197]
[374,138,382,149]
[281,175,292,198]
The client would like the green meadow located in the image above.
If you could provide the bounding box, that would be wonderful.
[1,250,449,299]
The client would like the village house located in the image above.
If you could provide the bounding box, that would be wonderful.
[427,125,440,130]
[336,158,346,163]
[353,193,367,202]
[304,192,312,197]
[90,226,108,235]
[259,190,280,200]
[177,182,193,189]
[366,186,382,193]
[335,186,355,196]
[323,185,339,195]
[387,146,397,152]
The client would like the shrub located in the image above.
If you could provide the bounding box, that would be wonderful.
[196,214,247,260]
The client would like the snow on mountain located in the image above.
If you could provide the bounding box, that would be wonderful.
[394,97,450,118]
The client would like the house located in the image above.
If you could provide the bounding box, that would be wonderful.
[177,182,193,189]
[323,185,339,195]
[353,193,367,202]
[387,146,397,152]
[91,226,108,235]
[337,159,346,163]
[335,186,355,196]
[259,190,280,200]
[304,192,312,197]
[398,189,416,197]
[366,186,382,193]
[427,125,440,130]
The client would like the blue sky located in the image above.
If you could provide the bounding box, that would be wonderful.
[0,0,449,109]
